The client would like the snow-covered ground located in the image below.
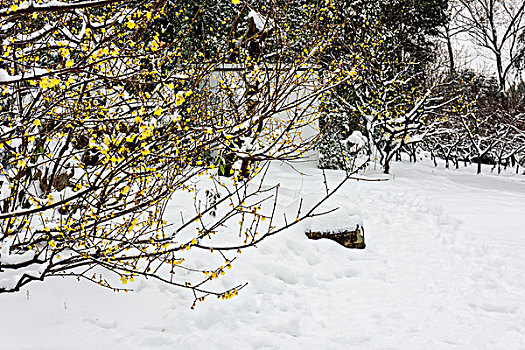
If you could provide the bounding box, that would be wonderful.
[1,160,524,349]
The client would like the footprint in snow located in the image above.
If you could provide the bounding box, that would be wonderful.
[84,318,118,329]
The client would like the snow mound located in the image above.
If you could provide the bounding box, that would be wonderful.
[304,206,362,233]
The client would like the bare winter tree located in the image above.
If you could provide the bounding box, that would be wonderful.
[457,0,525,91]
[438,0,473,76]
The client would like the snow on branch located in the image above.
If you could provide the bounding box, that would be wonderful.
[0,0,126,17]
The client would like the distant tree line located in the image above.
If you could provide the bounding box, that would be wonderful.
[316,0,525,174]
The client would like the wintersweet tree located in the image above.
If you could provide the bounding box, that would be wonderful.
[0,0,356,305]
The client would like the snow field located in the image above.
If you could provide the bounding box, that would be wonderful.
[0,160,524,349]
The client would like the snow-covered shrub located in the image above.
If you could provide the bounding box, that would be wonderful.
[0,0,358,305]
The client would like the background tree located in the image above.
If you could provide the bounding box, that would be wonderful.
[317,0,450,173]
[422,70,525,174]
[456,0,525,91]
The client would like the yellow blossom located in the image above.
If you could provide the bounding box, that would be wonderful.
[175,92,185,106]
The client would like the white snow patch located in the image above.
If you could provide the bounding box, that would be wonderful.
[0,69,21,83]
[345,130,367,148]
[0,160,524,349]
[248,9,273,32]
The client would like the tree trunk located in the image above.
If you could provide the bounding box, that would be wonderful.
[495,50,505,91]
[446,28,455,76]
[383,150,396,174]
[384,161,390,174]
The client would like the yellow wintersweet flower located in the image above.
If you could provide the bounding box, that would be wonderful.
[58,47,70,57]
[175,92,185,106]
